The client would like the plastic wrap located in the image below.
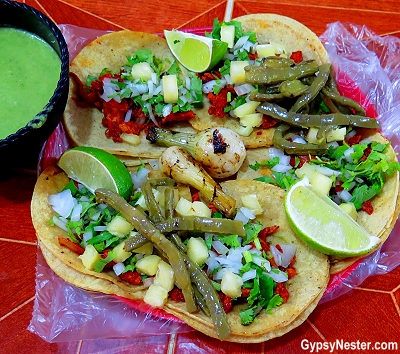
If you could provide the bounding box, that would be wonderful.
[29,22,400,341]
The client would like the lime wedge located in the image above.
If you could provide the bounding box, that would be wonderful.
[284,178,381,257]
[58,146,133,200]
[164,29,228,73]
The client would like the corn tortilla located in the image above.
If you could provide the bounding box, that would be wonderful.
[31,169,330,342]
[236,131,400,274]
[189,13,330,148]
[63,30,197,159]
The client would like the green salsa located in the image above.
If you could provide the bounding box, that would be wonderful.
[0,27,61,140]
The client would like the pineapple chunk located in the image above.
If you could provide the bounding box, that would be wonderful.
[241,194,263,215]
[256,43,288,58]
[295,163,333,196]
[162,74,179,103]
[340,202,358,220]
[121,133,141,146]
[306,127,326,144]
[326,127,347,142]
[78,244,101,270]
[233,100,260,118]
[154,260,175,292]
[186,237,209,266]
[112,241,132,263]
[175,197,211,218]
[221,270,243,298]
[240,113,263,128]
[131,62,154,81]
[234,125,254,137]
[136,254,161,276]
[220,25,235,48]
[230,61,249,84]
[309,172,333,196]
[107,215,134,238]
[144,284,169,308]
[191,201,212,217]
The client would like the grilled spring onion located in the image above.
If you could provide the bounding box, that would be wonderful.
[159,146,237,218]
[147,126,246,179]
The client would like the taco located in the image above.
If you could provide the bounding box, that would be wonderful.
[236,129,400,274]
[63,30,201,159]
[31,164,330,342]
[189,13,330,148]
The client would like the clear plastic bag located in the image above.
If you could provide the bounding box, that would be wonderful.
[29,22,400,340]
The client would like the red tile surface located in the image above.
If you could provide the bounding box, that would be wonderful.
[1,1,400,353]
[0,241,37,317]
[0,171,37,242]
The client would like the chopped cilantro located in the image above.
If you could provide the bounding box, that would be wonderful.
[217,234,241,249]
[242,222,263,245]
[93,250,117,273]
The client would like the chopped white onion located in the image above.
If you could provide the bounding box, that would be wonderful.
[131,167,150,189]
[52,215,68,232]
[265,269,288,283]
[48,189,76,218]
[270,244,283,267]
[113,262,126,276]
[279,244,297,268]
[162,103,173,117]
[213,267,229,281]
[291,135,307,144]
[223,74,232,85]
[343,147,355,163]
[82,230,93,246]
[143,277,154,288]
[337,189,353,202]
[233,35,249,51]
[70,203,82,222]
[272,164,293,173]
[202,79,226,94]
[252,254,271,272]
[241,269,257,282]
[234,207,256,224]
[124,109,133,122]
[345,129,357,139]
[267,147,287,160]
[234,83,254,96]
[144,103,158,126]
[212,240,229,255]
[185,76,191,90]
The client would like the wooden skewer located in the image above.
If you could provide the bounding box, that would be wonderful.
[224,0,234,21]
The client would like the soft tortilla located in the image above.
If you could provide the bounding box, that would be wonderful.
[63,30,197,158]
[189,13,330,148]
[236,131,400,274]
[163,180,330,342]
[31,169,329,342]
[31,165,146,293]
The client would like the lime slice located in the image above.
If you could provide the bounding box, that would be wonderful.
[58,146,133,200]
[164,29,228,73]
[284,178,381,257]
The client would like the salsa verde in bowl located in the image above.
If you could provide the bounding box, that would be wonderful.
[0,0,69,171]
